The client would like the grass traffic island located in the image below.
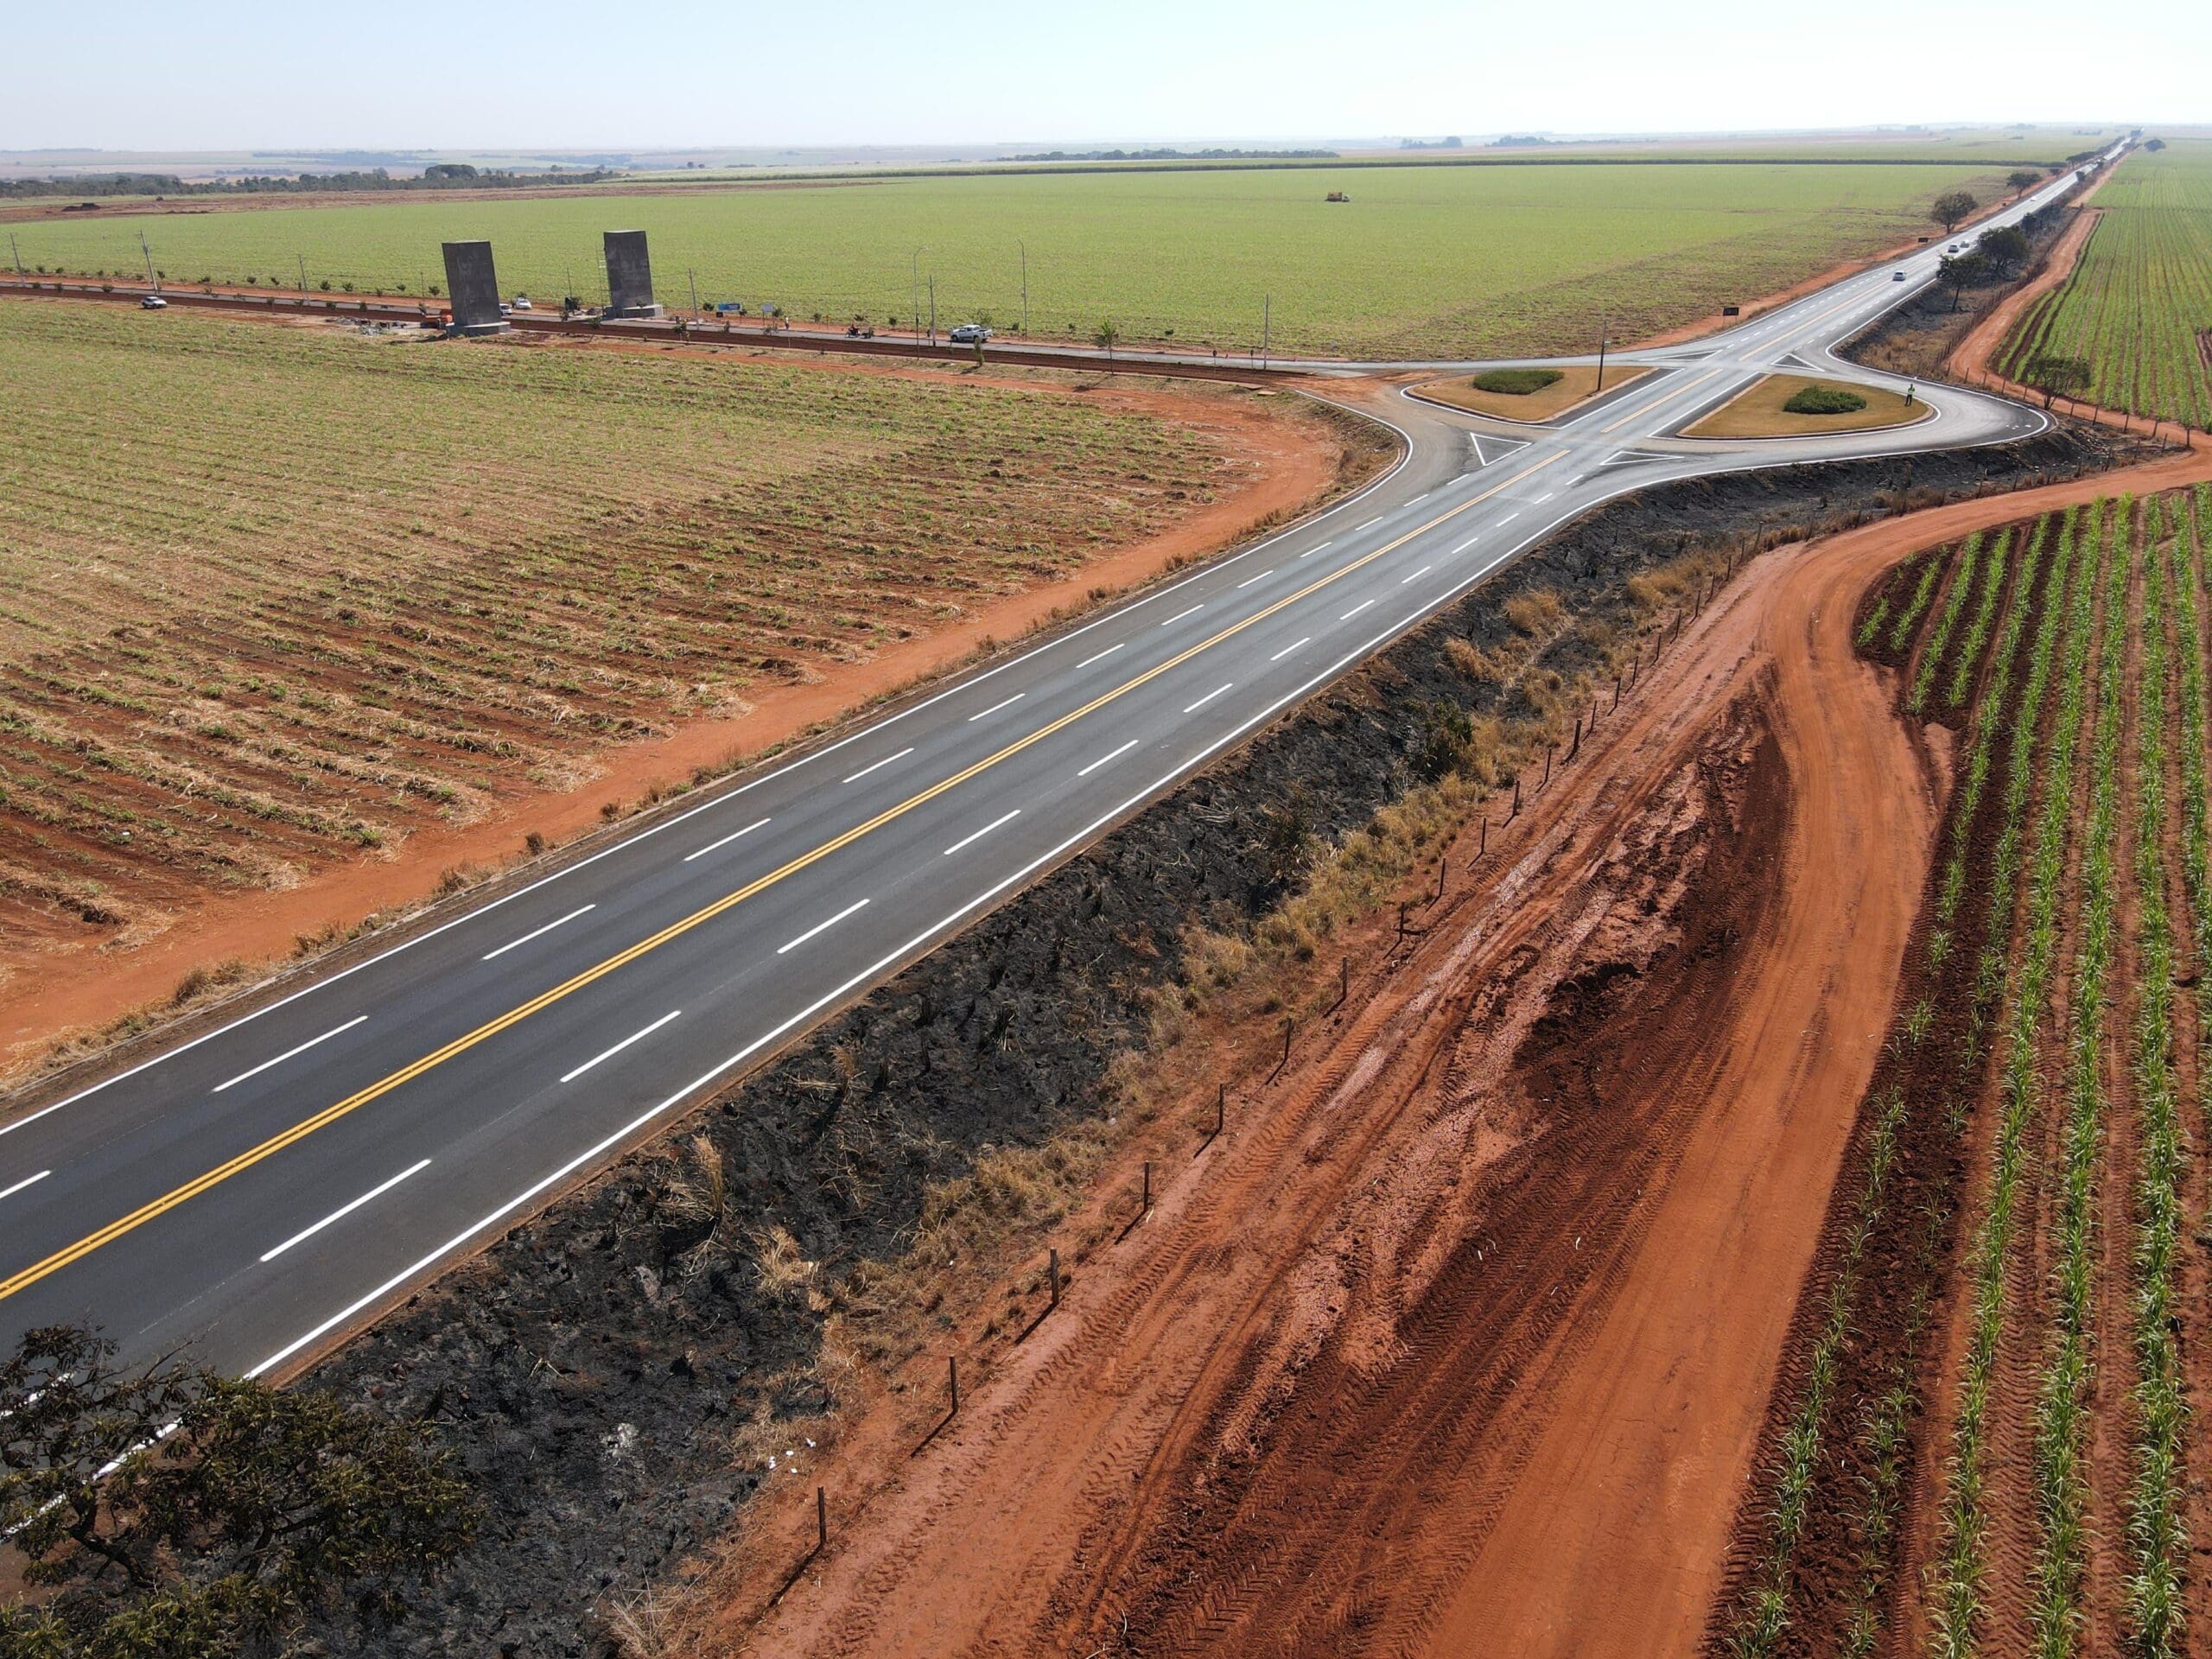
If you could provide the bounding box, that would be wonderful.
[1680,372,1932,439]
[1411,361,1655,423]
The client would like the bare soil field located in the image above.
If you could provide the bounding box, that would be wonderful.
[0,301,1369,1066]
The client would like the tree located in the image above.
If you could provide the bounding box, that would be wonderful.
[1936,251,1989,311]
[0,1326,477,1659]
[1092,318,1118,359]
[1977,225,2030,277]
[2007,169,2042,192]
[2022,354,2093,409]
[1930,190,1978,233]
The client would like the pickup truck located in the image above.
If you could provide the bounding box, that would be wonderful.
[949,323,992,344]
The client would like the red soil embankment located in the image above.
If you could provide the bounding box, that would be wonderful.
[718,435,2212,1659]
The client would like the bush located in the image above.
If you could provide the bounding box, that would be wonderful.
[1471,367,1563,395]
[1783,384,1869,416]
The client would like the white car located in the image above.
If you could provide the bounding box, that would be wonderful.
[512,296,533,311]
[139,294,168,309]
[949,323,992,344]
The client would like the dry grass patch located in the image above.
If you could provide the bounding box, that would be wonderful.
[1680,372,1932,439]
[1411,362,1654,423]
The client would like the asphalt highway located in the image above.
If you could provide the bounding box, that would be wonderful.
[0,156,2102,1378]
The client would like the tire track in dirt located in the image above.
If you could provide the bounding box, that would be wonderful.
[717,446,2212,1659]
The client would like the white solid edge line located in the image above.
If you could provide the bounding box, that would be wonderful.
[968,692,1026,723]
[1297,540,1334,560]
[481,905,595,961]
[1399,565,1433,585]
[232,261,2077,1373]
[1234,569,1274,589]
[259,1160,432,1263]
[683,817,772,862]
[0,1170,49,1205]
[1160,604,1204,628]
[267,398,2028,1373]
[210,1015,369,1094]
[560,1009,682,1084]
[1269,637,1311,663]
[242,514,1547,1381]
[1183,683,1233,715]
[943,810,1020,857]
[3,406,1426,1142]
[1077,739,1139,779]
[841,747,914,785]
[1076,642,1125,669]
[1341,599,1376,621]
[776,899,869,957]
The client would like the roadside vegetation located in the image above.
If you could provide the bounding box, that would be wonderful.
[13,160,2039,358]
[1718,486,2212,1656]
[1999,141,2212,429]
[0,1324,477,1659]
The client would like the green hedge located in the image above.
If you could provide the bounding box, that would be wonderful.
[1471,367,1564,395]
[1783,383,1869,415]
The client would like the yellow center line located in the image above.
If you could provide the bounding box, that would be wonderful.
[0,453,1564,1302]
[1599,368,1722,434]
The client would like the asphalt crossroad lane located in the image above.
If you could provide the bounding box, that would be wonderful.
[0,156,2100,1378]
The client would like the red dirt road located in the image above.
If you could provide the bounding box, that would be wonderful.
[720,473,2212,1659]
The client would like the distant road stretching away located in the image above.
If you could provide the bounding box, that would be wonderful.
[0,158,2102,1379]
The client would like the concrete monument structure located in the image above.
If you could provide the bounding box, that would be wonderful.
[602,230,662,318]
[440,240,507,334]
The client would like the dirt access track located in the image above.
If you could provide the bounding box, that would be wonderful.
[728,434,2212,1658]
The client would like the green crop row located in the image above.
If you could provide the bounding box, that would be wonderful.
[1889,548,1952,655]
[2000,140,2212,430]
[2025,499,2125,1658]
[2124,496,2186,1656]
[1911,531,1987,713]
[1947,526,2020,709]
[1930,498,2100,1658]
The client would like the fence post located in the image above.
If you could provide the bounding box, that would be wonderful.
[1511,777,1522,818]
[948,1356,958,1418]
[817,1486,828,1552]
[1050,1248,1060,1308]
[1480,815,1488,855]
[1434,857,1447,902]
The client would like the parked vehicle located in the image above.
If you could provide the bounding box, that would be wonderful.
[949,322,992,344]
[139,294,168,309]
[512,295,533,311]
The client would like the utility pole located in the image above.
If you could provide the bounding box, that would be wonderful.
[7,233,23,282]
[297,254,308,299]
[911,245,927,341]
[688,268,702,319]
[927,275,937,346]
[1595,310,1608,392]
[1261,293,1271,367]
[138,231,157,292]
[1018,239,1028,335]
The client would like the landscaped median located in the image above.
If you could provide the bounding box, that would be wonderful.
[1409,361,1655,423]
[1680,372,1933,439]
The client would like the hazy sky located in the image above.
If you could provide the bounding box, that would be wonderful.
[12,0,2207,152]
